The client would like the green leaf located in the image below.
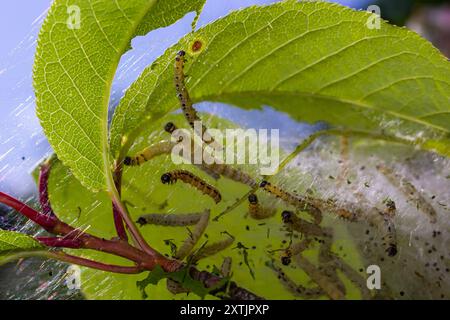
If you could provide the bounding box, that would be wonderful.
[0,230,46,265]
[110,0,450,159]
[33,0,206,191]
[135,0,206,37]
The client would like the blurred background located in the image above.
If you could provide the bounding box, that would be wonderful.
[0,0,449,298]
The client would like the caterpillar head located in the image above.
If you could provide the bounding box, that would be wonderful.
[164,122,177,134]
[136,217,146,226]
[386,245,398,257]
[176,50,186,60]
[260,180,268,188]
[248,194,258,204]
[123,156,132,166]
[281,250,292,266]
[281,210,293,223]
[161,173,173,184]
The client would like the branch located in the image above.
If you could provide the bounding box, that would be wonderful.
[47,251,143,274]
[38,157,56,217]
[112,162,128,241]
[0,192,57,231]
[36,236,83,248]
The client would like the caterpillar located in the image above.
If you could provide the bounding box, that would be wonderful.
[308,197,360,222]
[207,163,257,188]
[164,122,255,186]
[247,194,276,220]
[136,210,207,227]
[294,254,346,300]
[332,255,372,300]
[367,208,398,257]
[174,50,211,143]
[376,164,437,223]
[124,140,175,166]
[351,187,398,257]
[220,257,232,277]
[267,261,323,299]
[260,181,322,224]
[317,238,347,296]
[281,211,329,238]
[161,170,222,204]
[384,198,397,217]
[282,239,313,266]
[192,234,235,262]
[174,210,210,260]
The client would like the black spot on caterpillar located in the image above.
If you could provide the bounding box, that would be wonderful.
[281,211,329,238]
[377,164,437,223]
[267,261,323,299]
[175,210,210,260]
[174,50,211,143]
[191,233,235,262]
[259,180,322,224]
[124,141,175,166]
[161,170,222,204]
[137,210,207,227]
[247,194,276,220]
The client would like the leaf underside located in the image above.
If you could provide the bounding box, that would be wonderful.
[110,0,450,159]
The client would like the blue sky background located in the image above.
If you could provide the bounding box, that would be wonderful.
[0,0,371,198]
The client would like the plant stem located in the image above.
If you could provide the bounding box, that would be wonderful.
[36,236,83,248]
[112,161,128,241]
[47,251,142,274]
[0,192,57,231]
[38,157,56,217]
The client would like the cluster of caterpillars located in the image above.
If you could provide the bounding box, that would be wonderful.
[122,50,439,299]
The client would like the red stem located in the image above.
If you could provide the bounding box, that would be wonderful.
[50,252,142,274]
[36,236,83,249]
[112,162,128,241]
[0,192,57,231]
[38,160,55,217]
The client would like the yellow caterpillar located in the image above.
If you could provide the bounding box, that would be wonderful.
[164,122,256,187]
[174,50,210,142]
[161,170,222,204]
[247,194,276,220]
[124,141,175,166]
[281,210,329,238]
[260,180,322,224]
